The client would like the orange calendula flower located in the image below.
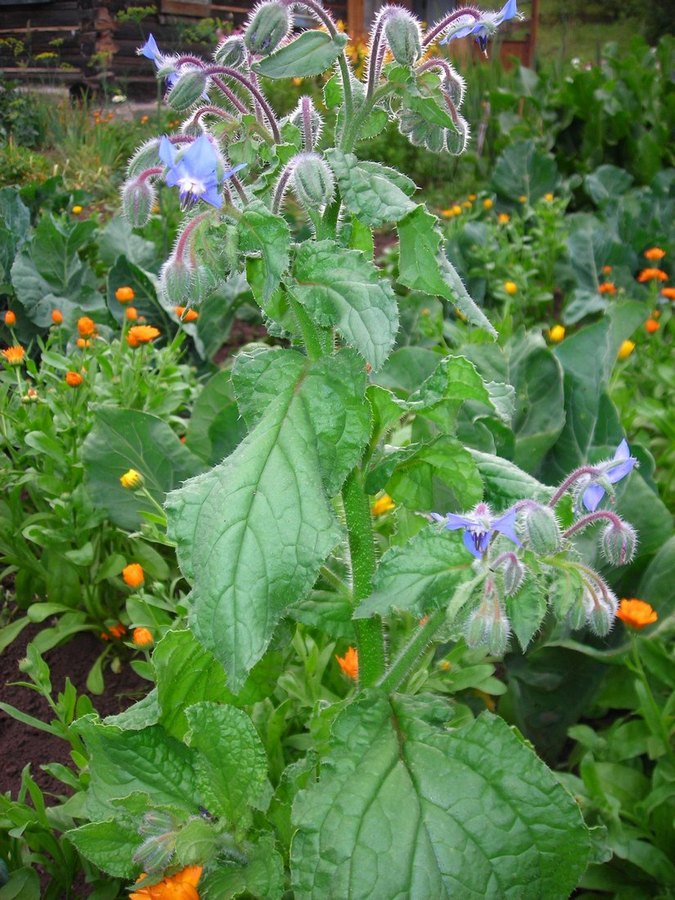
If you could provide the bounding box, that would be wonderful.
[451,204,462,216]
[643,247,665,261]
[129,865,203,900]
[65,371,84,387]
[174,306,199,322]
[483,198,493,209]
[645,318,660,333]
[617,339,635,360]
[637,268,668,283]
[598,282,616,295]
[336,646,359,680]
[126,306,139,321]
[101,622,127,641]
[140,114,150,124]
[497,212,510,224]
[77,316,96,337]
[371,493,395,516]
[76,338,91,349]
[441,208,455,218]
[617,598,657,629]
[601,265,613,274]
[504,281,518,295]
[548,324,565,343]
[4,310,16,326]
[115,285,135,303]
[660,286,675,300]
[132,626,154,647]
[122,563,145,588]
[52,309,63,325]
[468,193,477,201]
[127,325,160,347]
[1,345,25,365]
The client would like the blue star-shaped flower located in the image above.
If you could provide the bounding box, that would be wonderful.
[440,0,518,52]
[159,135,228,208]
[582,439,637,512]
[432,502,521,559]
[138,34,178,88]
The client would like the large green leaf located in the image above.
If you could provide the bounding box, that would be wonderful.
[0,187,30,282]
[82,408,204,530]
[471,450,552,507]
[355,528,475,619]
[387,435,483,512]
[200,834,284,899]
[289,240,398,371]
[638,536,675,613]
[165,358,343,689]
[253,30,347,79]
[238,202,290,304]
[324,150,416,226]
[185,702,268,824]
[291,694,590,897]
[66,819,142,878]
[98,216,157,269]
[491,139,560,202]
[184,368,247,465]
[397,206,496,336]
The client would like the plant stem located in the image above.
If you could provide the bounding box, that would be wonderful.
[342,468,385,686]
[288,296,324,360]
[378,608,446,694]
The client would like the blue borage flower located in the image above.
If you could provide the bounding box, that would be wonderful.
[432,502,520,559]
[138,33,178,88]
[159,135,245,209]
[581,439,637,512]
[440,0,519,52]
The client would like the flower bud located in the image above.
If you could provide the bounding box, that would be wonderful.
[160,258,193,305]
[464,582,510,656]
[168,68,207,111]
[443,65,466,108]
[127,139,162,178]
[122,177,155,227]
[445,115,470,156]
[288,97,324,150]
[191,265,218,303]
[583,583,617,637]
[500,554,525,597]
[522,504,562,555]
[384,10,422,66]
[214,35,247,68]
[292,153,335,209]
[600,520,637,566]
[244,2,292,56]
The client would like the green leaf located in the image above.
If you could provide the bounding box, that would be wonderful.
[397,206,496,336]
[253,30,346,79]
[200,834,284,900]
[491,139,560,202]
[291,695,590,897]
[506,578,547,651]
[584,165,634,207]
[185,702,268,824]
[238,202,290,304]
[104,688,160,731]
[289,239,398,371]
[66,819,142,878]
[174,818,217,867]
[166,359,342,689]
[82,407,204,529]
[324,150,416,226]
[153,630,229,741]
[355,528,474,618]
[233,348,371,496]
[387,436,483,511]
[407,354,498,423]
[184,368,247,465]
[75,717,199,819]
[99,216,157,269]
[0,867,40,900]
[470,450,553,507]
[638,535,675,611]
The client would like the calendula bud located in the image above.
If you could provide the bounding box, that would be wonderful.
[168,68,207,111]
[600,520,638,566]
[244,2,292,55]
[214,35,247,67]
[160,257,193,305]
[292,153,335,209]
[522,505,562,555]
[122,177,155,227]
[384,9,422,66]
[446,115,470,156]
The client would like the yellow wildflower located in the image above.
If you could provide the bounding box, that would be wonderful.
[504,281,518,295]
[548,324,565,343]
[483,198,493,209]
[617,340,635,360]
[497,212,510,224]
[371,493,395,516]
[120,469,143,489]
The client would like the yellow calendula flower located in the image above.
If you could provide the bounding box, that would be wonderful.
[72,205,83,214]
[543,192,554,202]
[120,468,143,489]
[518,195,527,203]
[468,193,477,201]
[483,198,493,210]
[497,212,510,224]
[617,339,635,360]
[452,204,462,216]
[504,281,518,295]
[548,324,565,343]
[371,493,395,516]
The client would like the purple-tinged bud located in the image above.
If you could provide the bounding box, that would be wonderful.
[214,35,247,68]
[288,97,324,150]
[127,139,162,178]
[292,153,335,209]
[499,553,525,597]
[168,68,208,111]
[600,520,637,566]
[464,582,510,656]
[582,579,618,637]
[521,504,562,555]
[122,177,155,227]
[443,65,466,108]
[160,257,193,305]
[384,9,422,66]
[446,115,470,156]
[244,2,292,56]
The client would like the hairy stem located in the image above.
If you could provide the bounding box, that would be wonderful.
[378,608,446,694]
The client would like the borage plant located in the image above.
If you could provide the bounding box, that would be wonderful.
[64,2,639,896]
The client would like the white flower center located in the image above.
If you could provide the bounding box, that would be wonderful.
[178,175,206,197]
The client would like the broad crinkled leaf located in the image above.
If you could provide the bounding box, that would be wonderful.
[355,528,475,619]
[325,150,417,226]
[66,820,142,879]
[200,834,284,900]
[233,347,371,496]
[291,693,591,898]
[289,239,398,371]
[386,436,483,512]
[238,201,290,304]
[253,30,347,79]
[398,206,496,336]
[185,702,268,824]
[165,359,343,689]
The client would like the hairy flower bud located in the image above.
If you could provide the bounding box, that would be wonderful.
[214,35,247,68]
[384,9,422,66]
[522,504,562,555]
[499,553,525,597]
[288,97,324,150]
[127,139,162,178]
[600,520,637,566]
[160,257,193,305]
[464,582,510,656]
[191,265,218,303]
[168,67,208,111]
[292,153,335,209]
[122,177,155,227]
[445,115,470,156]
[244,2,292,55]
[583,582,617,637]
[443,65,466,108]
